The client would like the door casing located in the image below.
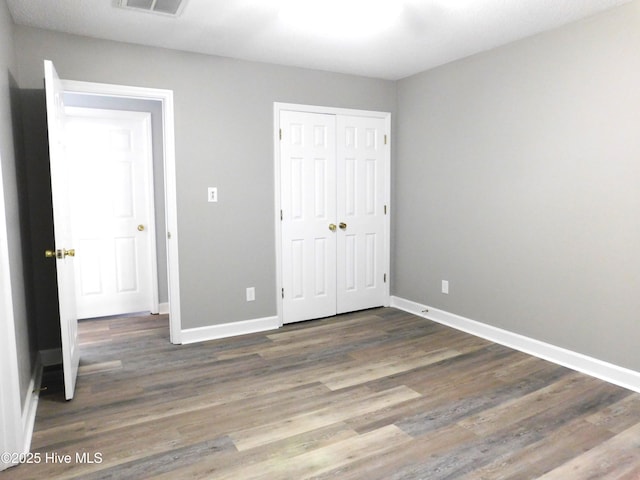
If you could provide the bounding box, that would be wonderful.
[274,102,391,326]
[0,152,24,468]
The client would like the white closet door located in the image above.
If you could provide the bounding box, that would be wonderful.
[281,111,337,323]
[336,115,387,313]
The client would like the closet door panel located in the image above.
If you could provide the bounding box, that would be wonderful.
[281,111,337,323]
[336,115,387,313]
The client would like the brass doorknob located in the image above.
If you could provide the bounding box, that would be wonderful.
[45,248,75,259]
[329,224,337,232]
[137,224,145,232]
[339,222,347,230]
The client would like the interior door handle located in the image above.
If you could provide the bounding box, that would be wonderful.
[45,248,75,259]
[329,224,337,232]
[339,222,347,230]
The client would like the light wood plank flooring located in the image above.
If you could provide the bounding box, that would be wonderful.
[5,308,640,479]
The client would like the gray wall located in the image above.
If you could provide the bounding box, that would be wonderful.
[14,26,397,331]
[0,0,36,411]
[395,2,640,371]
[63,93,168,306]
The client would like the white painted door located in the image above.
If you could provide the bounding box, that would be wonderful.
[280,109,389,324]
[64,108,158,319]
[44,60,79,400]
[336,115,387,313]
[281,111,337,323]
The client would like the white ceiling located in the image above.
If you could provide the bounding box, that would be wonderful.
[6,0,632,80]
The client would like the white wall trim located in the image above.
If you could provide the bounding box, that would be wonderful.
[158,302,170,315]
[180,316,280,344]
[274,102,392,118]
[61,79,182,344]
[391,296,640,393]
[0,152,24,470]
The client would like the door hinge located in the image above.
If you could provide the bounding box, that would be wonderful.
[281,288,284,299]
[384,205,387,215]
[167,231,172,239]
[279,128,282,141]
[280,209,283,221]
[384,273,387,283]
[384,134,388,145]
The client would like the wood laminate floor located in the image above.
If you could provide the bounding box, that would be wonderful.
[5,308,640,479]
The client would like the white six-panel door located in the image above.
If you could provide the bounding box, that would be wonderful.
[336,115,387,313]
[281,111,337,323]
[280,108,389,324]
[65,108,157,319]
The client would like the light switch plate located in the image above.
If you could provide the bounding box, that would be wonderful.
[246,287,255,302]
[208,187,218,202]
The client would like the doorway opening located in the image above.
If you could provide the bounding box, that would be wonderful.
[63,99,164,320]
[61,80,182,344]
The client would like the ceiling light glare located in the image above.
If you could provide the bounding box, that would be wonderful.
[279,0,403,38]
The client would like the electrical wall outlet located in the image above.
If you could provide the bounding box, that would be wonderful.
[208,187,218,202]
[246,287,255,302]
[441,280,449,295]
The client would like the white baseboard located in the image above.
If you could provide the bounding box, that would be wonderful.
[39,348,62,367]
[21,356,43,453]
[180,316,280,344]
[390,296,640,393]
[158,302,170,315]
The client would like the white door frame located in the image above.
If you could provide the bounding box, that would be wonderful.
[62,80,182,343]
[65,107,160,317]
[0,153,25,469]
[0,247,23,468]
[273,102,391,326]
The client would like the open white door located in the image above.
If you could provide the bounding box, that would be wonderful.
[44,60,80,400]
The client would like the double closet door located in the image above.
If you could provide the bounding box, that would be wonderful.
[280,109,389,324]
